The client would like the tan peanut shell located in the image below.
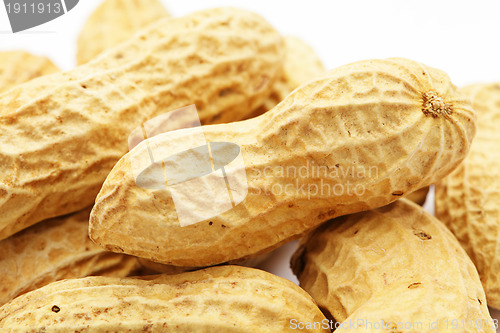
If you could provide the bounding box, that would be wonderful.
[0,7,283,241]
[0,207,139,307]
[138,250,274,275]
[90,58,475,267]
[246,36,325,118]
[0,51,58,94]
[0,266,329,332]
[291,199,494,333]
[76,0,170,65]
[435,83,500,309]
[406,186,429,205]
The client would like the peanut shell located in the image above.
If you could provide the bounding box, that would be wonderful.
[406,186,429,205]
[291,199,494,333]
[0,266,329,332]
[0,51,58,93]
[246,36,325,118]
[137,251,274,275]
[0,207,139,306]
[76,0,170,65]
[435,83,500,309]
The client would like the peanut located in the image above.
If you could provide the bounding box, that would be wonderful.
[291,199,494,333]
[89,58,475,267]
[0,51,58,94]
[0,207,139,307]
[435,83,500,309]
[76,0,170,65]
[0,266,329,332]
[246,36,325,119]
[0,7,283,240]
[406,186,429,205]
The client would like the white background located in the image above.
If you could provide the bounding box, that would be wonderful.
[1,0,499,327]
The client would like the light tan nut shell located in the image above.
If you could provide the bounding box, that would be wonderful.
[406,186,429,205]
[246,36,325,118]
[90,58,475,267]
[138,251,274,275]
[291,199,494,333]
[76,0,170,65]
[435,83,500,309]
[0,7,283,241]
[0,207,139,307]
[0,51,58,94]
[0,266,329,332]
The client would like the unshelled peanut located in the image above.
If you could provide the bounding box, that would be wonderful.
[0,266,329,332]
[435,83,500,309]
[406,186,429,205]
[137,250,274,275]
[0,8,283,240]
[0,51,58,94]
[90,58,475,267]
[291,199,494,333]
[0,208,139,306]
[76,0,170,65]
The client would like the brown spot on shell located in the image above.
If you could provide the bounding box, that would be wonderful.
[414,230,432,240]
[219,88,232,97]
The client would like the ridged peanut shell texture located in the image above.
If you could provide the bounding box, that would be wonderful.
[76,0,170,64]
[0,266,329,332]
[90,58,475,267]
[0,208,139,307]
[0,8,283,240]
[436,83,500,309]
[291,199,494,333]
[0,51,58,93]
